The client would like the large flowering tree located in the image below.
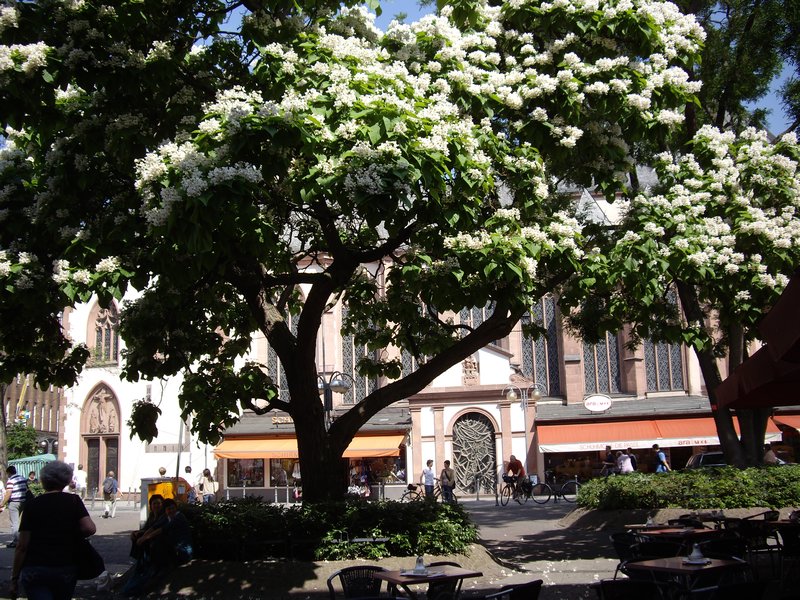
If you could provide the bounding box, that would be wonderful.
[0,0,705,500]
[562,125,800,466]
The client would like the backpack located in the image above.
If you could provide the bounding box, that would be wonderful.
[102,478,114,494]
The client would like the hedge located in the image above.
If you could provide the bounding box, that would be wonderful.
[577,465,800,510]
[180,497,478,561]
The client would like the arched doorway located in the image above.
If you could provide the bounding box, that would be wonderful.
[452,412,496,494]
[81,384,121,494]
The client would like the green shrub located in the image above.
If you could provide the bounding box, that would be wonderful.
[181,497,478,561]
[577,465,800,509]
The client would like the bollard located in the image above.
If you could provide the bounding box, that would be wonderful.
[494,476,499,507]
[90,487,98,510]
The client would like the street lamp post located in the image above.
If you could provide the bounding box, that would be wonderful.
[502,382,547,476]
[317,371,354,430]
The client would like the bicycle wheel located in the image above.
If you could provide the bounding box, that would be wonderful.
[500,484,512,506]
[401,489,421,502]
[530,483,552,504]
[560,480,580,503]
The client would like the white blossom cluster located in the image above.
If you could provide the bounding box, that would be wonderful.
[624,125,800,300]
[136,137,263,228]
[0,6,18,33]
[0,42,50,74]
[130,0,704,260]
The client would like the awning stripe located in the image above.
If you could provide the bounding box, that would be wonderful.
[214,433,406,460]
[536,417,781,453]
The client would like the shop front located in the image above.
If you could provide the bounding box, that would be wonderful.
[533,396,785,477]
[213,409,411,501]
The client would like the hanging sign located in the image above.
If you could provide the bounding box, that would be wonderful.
[583,394,612,413]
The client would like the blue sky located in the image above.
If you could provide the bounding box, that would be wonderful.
[371,0,794,135]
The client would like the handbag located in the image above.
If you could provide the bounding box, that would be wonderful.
[76,538,106,580]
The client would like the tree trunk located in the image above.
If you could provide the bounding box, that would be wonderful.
[0,383,7,477]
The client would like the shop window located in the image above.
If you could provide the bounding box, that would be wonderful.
[521,296,561,395]
[583,332,621,394]
[269,459,297,486]
[226,458,265,488]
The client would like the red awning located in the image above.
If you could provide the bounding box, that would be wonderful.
[716,345,800,409]
[536,417,781,453]
[759,270,800,363]
[773,415,800,431]
[717,270,800,409]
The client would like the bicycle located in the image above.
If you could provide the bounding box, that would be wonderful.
[401,481,459,504]
[527,473,581,504]
[500,475,532,506]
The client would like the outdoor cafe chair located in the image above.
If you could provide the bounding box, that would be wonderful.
[327,565,387,600]
[610,531,639,579]
[777,524,800,591]
[736,518,782,578]
[698,536,748,561]
[705,579,767,600]
[592,578,662,600]
[483,578,543,600]
[427,561,464,600]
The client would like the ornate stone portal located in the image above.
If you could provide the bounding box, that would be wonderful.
[86,385,120,434]
[452,412,496,493]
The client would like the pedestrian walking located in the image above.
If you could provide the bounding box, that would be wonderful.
[0,466,30,548]
[652,444,671,472]
[73,464,88,500]
[440,460,455,503]
[102,471,120,518]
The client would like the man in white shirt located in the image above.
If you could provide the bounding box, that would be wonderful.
[73,464,88,499]
[420,459,435,499]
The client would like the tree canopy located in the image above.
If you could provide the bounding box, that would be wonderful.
[0,0,706,499]
[561,0,800,467]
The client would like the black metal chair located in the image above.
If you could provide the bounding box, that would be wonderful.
[592,578,661,600]
[427,561,463,600]
[669,517,708,529]
[737,518,783,579]
[327,565,387,599]
[706,580,768,600]
[777,524,800,591]
[698,536,748,561]
[610,531,639,579]
[483,578,543,600]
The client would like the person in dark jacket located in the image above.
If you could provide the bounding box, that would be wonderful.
[10,461,97,600]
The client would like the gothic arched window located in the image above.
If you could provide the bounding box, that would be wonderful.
[88,302,119,365]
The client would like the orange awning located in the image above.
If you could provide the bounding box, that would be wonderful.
[342,434,407,458]
[214,438,298,459]
[214,433,406,460]
[537,417,781,453]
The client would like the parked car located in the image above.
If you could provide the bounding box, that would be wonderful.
[685,451,788,469]
[685,452,727,469]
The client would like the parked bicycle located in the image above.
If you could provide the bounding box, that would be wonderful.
[401,481,459,504]
[528,473,581,504]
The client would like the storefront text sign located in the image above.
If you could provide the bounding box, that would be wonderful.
[583,394,612,413]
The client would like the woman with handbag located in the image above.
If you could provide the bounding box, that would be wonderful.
[196,468,218,504]
[10,460,98,600]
